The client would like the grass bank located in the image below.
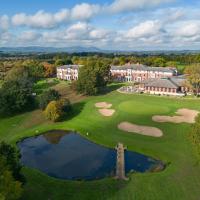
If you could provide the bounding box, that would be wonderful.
[0,84,200,200]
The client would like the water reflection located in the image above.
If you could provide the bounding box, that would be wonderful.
[18,130,163,180]
[43,130,67,144]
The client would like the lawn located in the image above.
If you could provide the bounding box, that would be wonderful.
[33,78,61,94]
[177,64,187,74]
[0,85,200,200]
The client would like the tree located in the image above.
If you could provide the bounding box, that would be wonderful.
[44,101,62,122]
[55,58,72,66]
[184,64,200,96]
[119,56,126,65]
[166,61,178,68]
[0,142,23,182]
[0,156,23,200]
[0,67,34,114]
[22,60,45,81]
[153,57,166,67]
[76,60,110,95]
[112,57,120,65]
[42,62,56,78]
[44,98,71,122]
[39,89,61,110]
[0,142,23,200]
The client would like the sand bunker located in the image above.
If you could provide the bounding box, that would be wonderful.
[95,102,115,117]
[99,109,115,117]
[95,102,112,109]
[152,108,199,124]
[118,122,163,137]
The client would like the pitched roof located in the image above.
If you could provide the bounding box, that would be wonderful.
[144,78,178,89]
[111,64,176,73]
[57,65,82,70]
[140,78,156,84]
[170,77,186,87]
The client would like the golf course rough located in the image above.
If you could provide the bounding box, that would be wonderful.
[1,88,200,200]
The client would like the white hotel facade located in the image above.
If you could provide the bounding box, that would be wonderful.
[57,65,81,81]
[57,63,177,83]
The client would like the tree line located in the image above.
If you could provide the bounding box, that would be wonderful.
[2,52,200,80]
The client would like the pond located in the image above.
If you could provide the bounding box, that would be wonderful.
[18,130,164,180]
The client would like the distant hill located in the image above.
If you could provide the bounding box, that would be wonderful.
[0,46,102,53]
[0,46,200,55]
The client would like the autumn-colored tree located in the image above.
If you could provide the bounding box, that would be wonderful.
[44,101,63,122]
[184,64,200,95]
[42,62,56,78]
[44,98,71,122]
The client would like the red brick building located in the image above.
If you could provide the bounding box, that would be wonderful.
[139,76,188,96]
[110,64,177,82]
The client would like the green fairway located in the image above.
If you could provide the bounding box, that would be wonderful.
[0,87,200,200]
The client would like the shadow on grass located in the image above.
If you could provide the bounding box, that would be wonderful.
[0,100,37,119]
[98,83,125,95]
[60,101,86,122]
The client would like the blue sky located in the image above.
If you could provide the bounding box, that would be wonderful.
[0,0,200,50]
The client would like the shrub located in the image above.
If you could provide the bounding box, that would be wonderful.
[57,98,72,112]
[39,89,61,110]
[44,98,72,122]
[44,101,62,122]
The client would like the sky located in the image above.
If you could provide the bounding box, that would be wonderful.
[0,0,200,50]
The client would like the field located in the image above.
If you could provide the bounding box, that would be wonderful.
[0,81,200,200]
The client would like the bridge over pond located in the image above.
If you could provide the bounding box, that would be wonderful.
[115,143,128,180]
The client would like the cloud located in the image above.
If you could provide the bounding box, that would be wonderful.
[12,10,70,28]
[108,0,174,13]
[38,22,91,45]
[90,29,111,39]
[11,3,99,29]
[54,9,70,23]
[0,31,12,45]
[174,21,200,38]
[30,22,114,48]
[166,8,185,22]
[2,1,200,50]
[64,22,91,40]
[9,0,176,29]
[0,15,9,31]
[18,31,42,41]
[71,3,100,21]
[125,20,163,38]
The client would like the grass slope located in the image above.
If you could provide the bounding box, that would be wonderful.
[0,86,200,200]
